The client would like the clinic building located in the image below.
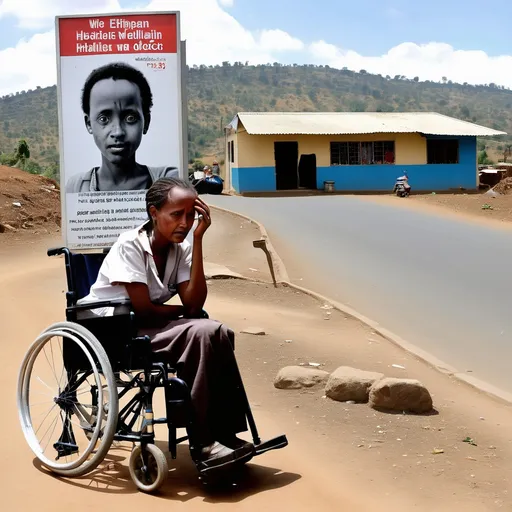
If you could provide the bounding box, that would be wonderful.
[225,112,505,193]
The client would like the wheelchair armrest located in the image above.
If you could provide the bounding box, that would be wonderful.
[68,299,132,312]
[47,247,68,257]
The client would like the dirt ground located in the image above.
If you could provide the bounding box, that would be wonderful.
[2,205,512,511]
[0,165,61,237]
[361,192,512,228]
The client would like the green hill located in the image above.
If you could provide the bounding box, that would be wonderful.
[1,63,511,179]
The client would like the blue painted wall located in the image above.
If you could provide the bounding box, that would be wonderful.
[231,166,240,193]
[231,167,276,192]
[231,137,477,193]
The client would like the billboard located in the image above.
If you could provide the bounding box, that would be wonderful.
[56,12,184,249]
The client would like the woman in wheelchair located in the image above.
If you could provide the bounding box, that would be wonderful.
[77,177,252,470]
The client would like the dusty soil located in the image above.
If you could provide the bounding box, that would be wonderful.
[2,196,512,511]
[360,192,512,228]
[0,165,61,237]
[213,280,512,511]
[203,206,271,280]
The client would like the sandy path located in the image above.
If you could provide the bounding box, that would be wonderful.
[0,233,383,512]
[2,217,512,511]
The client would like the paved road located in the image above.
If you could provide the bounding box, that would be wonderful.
[207,194,512,394]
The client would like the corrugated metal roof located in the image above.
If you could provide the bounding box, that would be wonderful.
[232,112,506,137]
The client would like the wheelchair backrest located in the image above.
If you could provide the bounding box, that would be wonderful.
[72,253,106,300]
[64,252,107,305]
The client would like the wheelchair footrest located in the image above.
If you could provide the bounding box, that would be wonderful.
[254,434,288,456]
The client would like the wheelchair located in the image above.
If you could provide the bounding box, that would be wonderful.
[17,247,288,492]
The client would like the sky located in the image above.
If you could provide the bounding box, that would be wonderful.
[0,0,511,96]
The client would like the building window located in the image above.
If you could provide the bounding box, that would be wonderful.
[230,140,235,163]
[427,139,459,164]
[330,141,395,165]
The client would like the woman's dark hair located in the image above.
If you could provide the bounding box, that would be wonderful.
[81,62,153,121]
[146,177,196,224]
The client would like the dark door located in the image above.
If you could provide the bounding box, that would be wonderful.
[275,142,298,190]
[298,154,317,189]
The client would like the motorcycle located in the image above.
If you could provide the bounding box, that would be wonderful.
[189,170,224,195]
[393,174,411,198]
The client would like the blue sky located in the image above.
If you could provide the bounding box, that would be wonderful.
[0,0,511,95]
[1,0,511,56]
[227,0,512,57]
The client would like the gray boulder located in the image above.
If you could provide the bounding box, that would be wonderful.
[325,366,384,403]
[369,378,433,413]
[274,366,330,390]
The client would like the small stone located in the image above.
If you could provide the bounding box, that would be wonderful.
[325,366,384,403]
[274,366,330,390]
[241,327,266,336]
[0,223,17,233]
[285,339,293,343]
[369,378,433,414]
[12,202,21,207]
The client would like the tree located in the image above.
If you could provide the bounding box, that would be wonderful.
[503,144,512,163]
[23,160,42,174]
[191,160,205,172]
[460,105,470,118]
[43,163,59,182]
[478,150,493,165]
[14,139,30,163]
[413,76,419,82]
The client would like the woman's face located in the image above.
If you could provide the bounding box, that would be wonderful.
[85,78,146,166]
[151,187,198,243]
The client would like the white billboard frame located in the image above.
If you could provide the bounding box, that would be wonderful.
[55,10,185,251]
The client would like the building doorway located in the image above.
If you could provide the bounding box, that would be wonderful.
[298,154,317,189]
[275,141,298,190]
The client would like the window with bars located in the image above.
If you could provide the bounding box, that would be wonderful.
[330,141,395,165]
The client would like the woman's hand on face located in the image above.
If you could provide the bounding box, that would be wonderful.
[194,197,211,239]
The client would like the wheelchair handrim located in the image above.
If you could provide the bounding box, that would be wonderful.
[17,328,105,472]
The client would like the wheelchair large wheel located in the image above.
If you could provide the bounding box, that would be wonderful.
[18,321,119,477]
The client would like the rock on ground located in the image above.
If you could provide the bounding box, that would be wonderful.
[274,366,330,390]
[325,366,384,403]
[240,327,266,335]
[369,377,433,413]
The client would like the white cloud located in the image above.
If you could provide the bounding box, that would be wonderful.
[0,0,304,96]
[309,40,512,88]
[0,0,122,29]
[218,0,233,6]
[258,29,304,52]
[0,30,56,95]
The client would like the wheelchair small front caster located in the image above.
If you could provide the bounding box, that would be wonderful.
[129,443,168,493]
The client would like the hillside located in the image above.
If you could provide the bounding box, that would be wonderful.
[1,63,511,175]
